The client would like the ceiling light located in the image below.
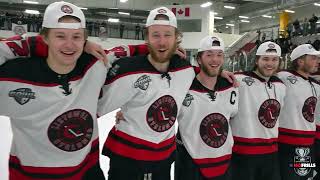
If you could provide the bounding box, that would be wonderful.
[118,12,130,15]
[226,23,235,26]
[23,0,39,4]
[25,9,40,14]
[224,5,235,9]
[239,16,249,19]
[108,18,120,23]
[120,0,128,3]
[214,16,223,20]
[200,2,212,8]
[314,3,320,6]
[80,7,88,10]
[284,9,295,13]
[210,11,218,15]
[109,8,119,10]
[241,20,250,23]
[262,15,272,18]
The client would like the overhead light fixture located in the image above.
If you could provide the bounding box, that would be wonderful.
[214,16,223,20]
[200,2,212,8]
[262,15,272,18]
[109,7,119,10]
[25,9,40,14]
[314,3,320,6]
[241,19,250,23]
[120,0,128,3]
[226,23,235,27]
[108,18,120,23]
[239,16,249,19]
[23,0,39,4]
[118,11,130,15]
[225,26,229,28]
[80,7,88,10]
[224,5,235,9]
[210,11,218,15]
[284,9,295,13]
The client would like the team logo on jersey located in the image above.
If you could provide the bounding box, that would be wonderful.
[182,93,194,107]
[48,109,93,152]
[258,99,281,128]
[302,96,317,123]
[134,75,151,90]
[200,113,228,148]
[146,95,177,132]
[293,147,315,176]
[9,88,35,105]
[242,77,254,86]
[61,5,73,14]
[108,64,120,77]
[287,75,298,84]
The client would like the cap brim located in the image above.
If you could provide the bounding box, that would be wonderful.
[307,51,320,56]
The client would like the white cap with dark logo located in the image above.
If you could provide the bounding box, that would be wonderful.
[198,35,225,53]
[42,1,85,29]
[146,7,177,28]
[290,44,320,61]
[256,41,281,57]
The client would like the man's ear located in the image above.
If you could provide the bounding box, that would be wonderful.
[41,35,48,45]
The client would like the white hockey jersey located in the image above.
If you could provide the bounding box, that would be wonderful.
[278,70,320,146]
[98,55,195,167]
[231,71,286,155]
[0,53,107,179]
[178,76,238,178]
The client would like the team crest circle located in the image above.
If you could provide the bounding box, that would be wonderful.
[199,113,228,148]
[258,99,281,128]
[302,96,317,123]
[146,95,177,132]
[61,5,73,14]
[48,109,93,152]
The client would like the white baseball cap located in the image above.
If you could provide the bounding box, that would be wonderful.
[256,41,281,57]
[146,7,177,28]
[290,44,320,61]
[42,1,85,29]
[198,35,225,53]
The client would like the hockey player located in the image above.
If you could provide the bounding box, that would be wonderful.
[0,1,106,179]
[175,35,238,180]
[230,41,286,180]
[278,44,320,180]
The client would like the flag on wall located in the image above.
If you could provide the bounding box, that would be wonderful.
[171,7,190,17]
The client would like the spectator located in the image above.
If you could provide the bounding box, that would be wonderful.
[302,17,309,36]
[135,24,141,40]
[293,19,302,36]
[119,23,125,38]
[309,14,318,35]
[313,39,320,50]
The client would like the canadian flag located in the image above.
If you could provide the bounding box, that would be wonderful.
[171,7,190,17]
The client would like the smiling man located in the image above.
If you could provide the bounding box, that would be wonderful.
[230,42,286,180]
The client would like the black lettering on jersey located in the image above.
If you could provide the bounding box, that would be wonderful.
[6,40,29,57]
[287,75,298,84]
[242,77,254,86]
[182,93,194,107]
[8,88,35,105]
[134,75,151,90]
[230,91,236,105]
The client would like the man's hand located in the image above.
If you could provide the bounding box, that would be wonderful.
[115,111,125,124]
[175,46,187,59]
[221,70,239,87]
[84,40,108,65]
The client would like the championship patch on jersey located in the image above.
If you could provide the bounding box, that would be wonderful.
[182,93,194,107]
[48,109,93,152]
[9,88,35,105]
[302,96,317,123]
[134,75,151,90]
[258,99,281,128]
[292,147,315,176]
[199,113,228,148]
[242,77,255,86]
[146,95,177,132]
[287,75,298,84]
